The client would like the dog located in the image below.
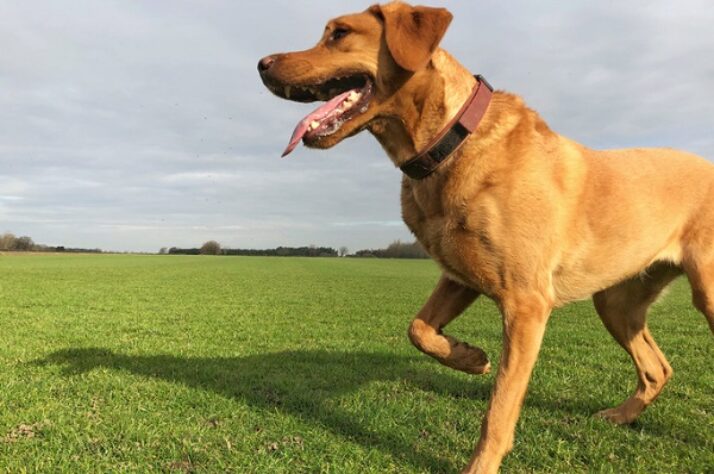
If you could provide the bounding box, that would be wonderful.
[258,2,714,472]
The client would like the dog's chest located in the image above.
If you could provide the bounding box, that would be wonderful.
[401,180,504,294]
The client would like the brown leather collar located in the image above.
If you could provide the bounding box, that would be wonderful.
[400,75,493,180]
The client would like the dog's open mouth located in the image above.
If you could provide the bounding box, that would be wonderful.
[280,75,374,157]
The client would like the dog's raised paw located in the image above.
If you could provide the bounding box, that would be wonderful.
[594,406,638,425]
[450,342,491,375]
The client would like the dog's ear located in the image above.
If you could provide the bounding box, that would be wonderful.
[368,3,452,72]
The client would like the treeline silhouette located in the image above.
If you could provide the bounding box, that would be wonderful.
[350,240,428,259]
[167,240,428,259]
[0,232,101,253]
[167,245,338,257]
[1,231,428,259]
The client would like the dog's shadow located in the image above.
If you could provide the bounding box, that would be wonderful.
[37,347,494,472]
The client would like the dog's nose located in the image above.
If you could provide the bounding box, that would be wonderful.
[258,55,276,73]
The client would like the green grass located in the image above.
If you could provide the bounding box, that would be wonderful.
[0,254,712,473]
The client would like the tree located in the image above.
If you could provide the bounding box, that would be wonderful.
[200,240,221,255]
[339,246,349,257]
[352,240,428,259]
[385,239,428,258]
[14,236,34,251]
[158,247,168,255]
[0,233,16,250]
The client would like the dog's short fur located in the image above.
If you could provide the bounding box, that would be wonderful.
[259,3,714,472]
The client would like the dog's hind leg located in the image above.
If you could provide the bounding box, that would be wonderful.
[684,254,714,335]
[592,263,681,424]
[408,275,491,374]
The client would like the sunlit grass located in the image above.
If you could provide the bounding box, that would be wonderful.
[0,254,711,472]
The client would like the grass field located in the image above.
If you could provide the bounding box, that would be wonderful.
[0,254,711,473]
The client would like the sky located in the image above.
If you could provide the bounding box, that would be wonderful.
[1,1,713,253]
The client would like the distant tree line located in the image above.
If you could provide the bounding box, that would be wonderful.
[351,240,429,259]
[0,232,101,253]
[223,246,338,257]
[0,233,35,251]
[1,232,429,259]
[164,239,428,259]
[167,243,339,257]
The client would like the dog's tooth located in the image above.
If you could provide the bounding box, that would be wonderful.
[348,91,360,102]
[310,120,320,130]
[284,86,292,98]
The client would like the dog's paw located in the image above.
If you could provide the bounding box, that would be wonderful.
[594,407,638,425]
[453,343,490,375]
[464,359,491,375]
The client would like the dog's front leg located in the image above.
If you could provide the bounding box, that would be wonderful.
[464,292,552,474]
[408,275,490,374]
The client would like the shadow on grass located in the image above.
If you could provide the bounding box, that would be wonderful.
[37,347,494,472]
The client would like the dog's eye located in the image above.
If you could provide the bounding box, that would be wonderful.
[330,27,350,42]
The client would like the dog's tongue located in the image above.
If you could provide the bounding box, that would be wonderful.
[282,89,354,157]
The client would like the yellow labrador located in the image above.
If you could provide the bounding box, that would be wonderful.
[258,2,714,472]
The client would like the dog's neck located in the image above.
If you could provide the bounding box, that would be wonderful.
[368,50,481,169]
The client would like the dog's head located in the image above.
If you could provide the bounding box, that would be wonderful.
[258,2,452,156]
